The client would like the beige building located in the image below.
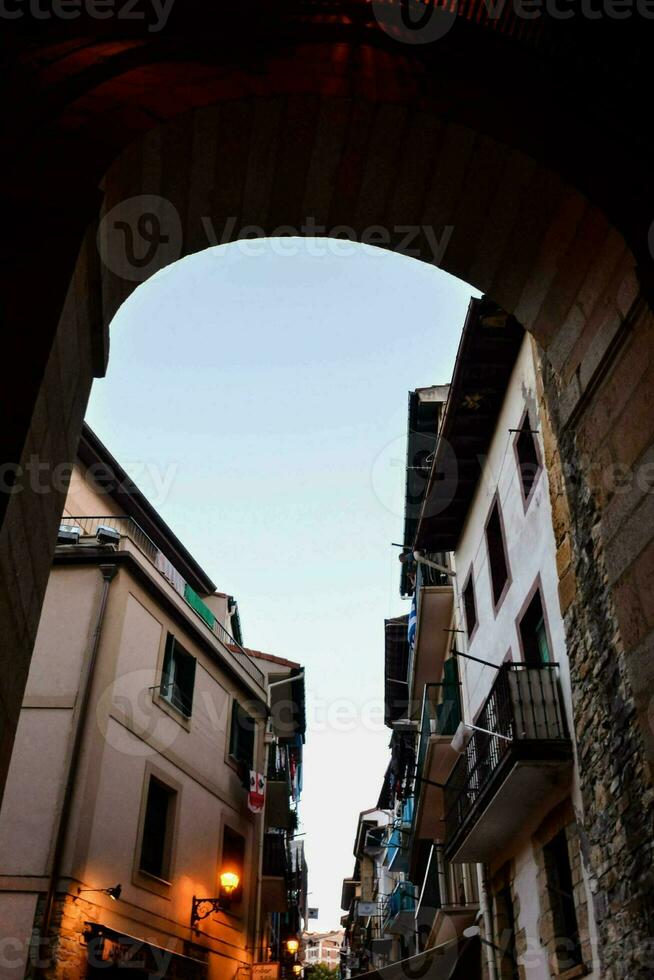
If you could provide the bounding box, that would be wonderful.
[0,426,306,980]
[303,931,343,971]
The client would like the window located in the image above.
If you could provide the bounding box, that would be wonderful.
[543,831,582,971]
[160,633,196,716]
[515,412,541,501]
[486,499,510,607]
[519,588,550,665]
[229,701,256,770]
[221,825,246,903]
[463,572,477,640]
[140,776,176,880]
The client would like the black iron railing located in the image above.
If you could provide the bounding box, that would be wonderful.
[444,663,568,844]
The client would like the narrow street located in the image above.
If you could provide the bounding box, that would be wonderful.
[1,8,653,980]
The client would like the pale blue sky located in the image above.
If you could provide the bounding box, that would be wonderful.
[87,239,478,931]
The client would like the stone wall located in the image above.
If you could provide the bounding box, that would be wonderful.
[27,894,97,980]
[536,312,654,979]
[532,801,592,978]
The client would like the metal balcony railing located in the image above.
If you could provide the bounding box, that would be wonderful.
[59,516,264,687]
[416,555,450,589]
[444,663,568,845]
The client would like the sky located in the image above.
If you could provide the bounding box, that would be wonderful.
[86,238,477,932]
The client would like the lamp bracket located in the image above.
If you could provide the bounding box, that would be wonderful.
[191,895,229,928]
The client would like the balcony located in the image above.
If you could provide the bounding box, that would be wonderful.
[412,668,461,842]
[266,750,296,831]
[382,881,418,936]
[408,580,453,715]
[386,797,414,872]
[59,516,264,687]
[418,846,479,948]
[261,832,290,912]
[444,663,572,863]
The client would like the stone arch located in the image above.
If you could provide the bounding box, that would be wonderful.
[2,16,654,976]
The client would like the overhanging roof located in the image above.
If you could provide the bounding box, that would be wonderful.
[78,423,217,595]
[415,298,524,553]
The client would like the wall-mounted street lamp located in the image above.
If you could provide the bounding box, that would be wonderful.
[285,939,300,955]
[191,870,241,929]
[292,965,303,975]
[75,883,122,902]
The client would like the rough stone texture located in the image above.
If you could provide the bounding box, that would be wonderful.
[532,802,592,977]
[27,894,97,980]
[490,862,524,980]
[537,334,654,980]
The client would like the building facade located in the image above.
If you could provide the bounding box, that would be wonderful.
[354,298,606,980]
[0,426,306,980]
[302,931,343,971]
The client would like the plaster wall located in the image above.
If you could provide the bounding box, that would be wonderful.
[452,336,599,977]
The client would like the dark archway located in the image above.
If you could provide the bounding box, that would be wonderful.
[2,10,653,975]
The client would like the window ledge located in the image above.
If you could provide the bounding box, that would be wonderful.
[558,964,589,980]
[152,689,192,731]
[132,868,173,899]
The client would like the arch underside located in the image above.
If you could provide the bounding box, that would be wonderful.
[1,13,654,975]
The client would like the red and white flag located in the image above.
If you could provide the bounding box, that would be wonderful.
[248,771,266,813]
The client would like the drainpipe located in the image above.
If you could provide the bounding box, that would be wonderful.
[37,563,118,972]
[253,728,272,961]
[478,864,498,980]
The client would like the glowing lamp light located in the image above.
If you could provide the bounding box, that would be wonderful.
[220,870,240,895]
[293,965,303,975]
[286,939,300,955]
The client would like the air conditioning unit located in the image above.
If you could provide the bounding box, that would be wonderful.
[57,525,81,545]
[96,525,121,544]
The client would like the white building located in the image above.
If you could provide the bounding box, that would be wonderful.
[410,298,600,979]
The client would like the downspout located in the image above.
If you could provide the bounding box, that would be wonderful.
[478,864,499,980]
[37,562,118,971]
[253,727,271,962]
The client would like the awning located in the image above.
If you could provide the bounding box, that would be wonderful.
[84,923,208,978]
[354,936,480,980]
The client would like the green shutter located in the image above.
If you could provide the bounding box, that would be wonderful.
[535,617,551,663]
[436,657,461,735]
